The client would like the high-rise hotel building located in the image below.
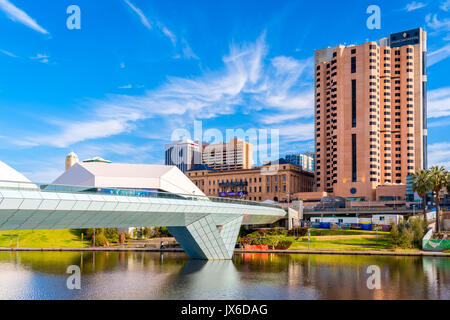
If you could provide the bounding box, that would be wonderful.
[314,28,427,200]
[202,138,254,171]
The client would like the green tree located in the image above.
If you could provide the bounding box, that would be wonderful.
[429,166,449,232]
[409,218,427,248]
[142,227,151,238]
[411,169,431,221]
[390,223,400,246]
[94,232,108,246]
[398,228,415,249]
[104,228,120,242]
[266,236,280,249]
[447,171,450,195]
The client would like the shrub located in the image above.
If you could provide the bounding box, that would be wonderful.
[153,227,172,238]
[94,232,108,246]
[390,223,400,246]
[265,237,280,249]
[399,228,415,249]
[276,240,293,250]
[240,237,253,245]
[142,227,152,238]
[249,238,261,245]
[391,218,428,249]
[287,227,308,237]
[104,228,120,242]
[409,218,427,247]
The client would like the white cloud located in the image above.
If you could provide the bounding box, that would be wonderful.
[157,22,176,45]
[428,87,450,118]
[428,43,450,66]
[0,49,17,58]
[426,14,450,31]
[123,0,152,30]
[428,142,450,169]
[260,113,307,125]
[123,0,180,49]
[119,84,132,89]
[18,35,314,148]
[441,0,450,11]
[405,1,427,11]
[30,53,49,64]
[181,39,199,60]
[25,117,139,148]
[277,123,314,142]
[123,0,198,60]
[428,117,450,128]
[75,142,154,160]
[120,62,125,69]
[0,0,48,34]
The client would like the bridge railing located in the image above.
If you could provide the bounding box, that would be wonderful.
[304,206,409,213]
[0,180,282,210]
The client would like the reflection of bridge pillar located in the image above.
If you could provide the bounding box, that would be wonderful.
[168,215,243,260]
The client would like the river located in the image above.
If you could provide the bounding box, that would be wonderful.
[0,251,448,300]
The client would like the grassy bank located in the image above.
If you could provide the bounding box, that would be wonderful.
[243,228,421,253]
[309,228,390,236]
[0,229,90,248]
[0,228,426,253]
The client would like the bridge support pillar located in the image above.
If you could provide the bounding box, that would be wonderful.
[168,215,243,260]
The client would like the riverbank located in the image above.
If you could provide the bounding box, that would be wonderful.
[235,248,450,257]
[0,246,449,257]
[0,229,90,248]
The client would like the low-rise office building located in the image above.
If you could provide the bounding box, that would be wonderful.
[310,214,403,226]
[186,159,314,202]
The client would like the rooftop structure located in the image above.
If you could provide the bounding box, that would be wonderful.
[82,157,111,164]
[65,152,79,171]
[53,162,204,196]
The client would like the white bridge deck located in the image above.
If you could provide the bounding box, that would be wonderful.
[0,180,286,260]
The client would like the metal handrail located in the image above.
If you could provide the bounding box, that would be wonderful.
[304,206,409,212]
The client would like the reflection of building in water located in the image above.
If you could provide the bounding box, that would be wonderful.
[162,260,240,299]
[281,254,449,300]
[423,257,450,300]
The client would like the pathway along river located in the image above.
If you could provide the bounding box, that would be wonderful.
[0,251,448,299]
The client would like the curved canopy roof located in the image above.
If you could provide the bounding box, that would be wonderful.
[53,162,205,196]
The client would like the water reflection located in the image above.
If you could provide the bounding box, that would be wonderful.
[0,251,447,300]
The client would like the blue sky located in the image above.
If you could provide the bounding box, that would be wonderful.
[0,0,449,182]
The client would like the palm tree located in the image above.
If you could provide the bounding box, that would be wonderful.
[428,166,449,232]
[411,169,431,221]
[447,172,450,195]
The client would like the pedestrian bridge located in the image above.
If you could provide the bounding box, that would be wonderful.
[0,180,285,260]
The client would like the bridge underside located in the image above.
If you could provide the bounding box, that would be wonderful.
[0,188,285,260]
[168,215,243,260]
